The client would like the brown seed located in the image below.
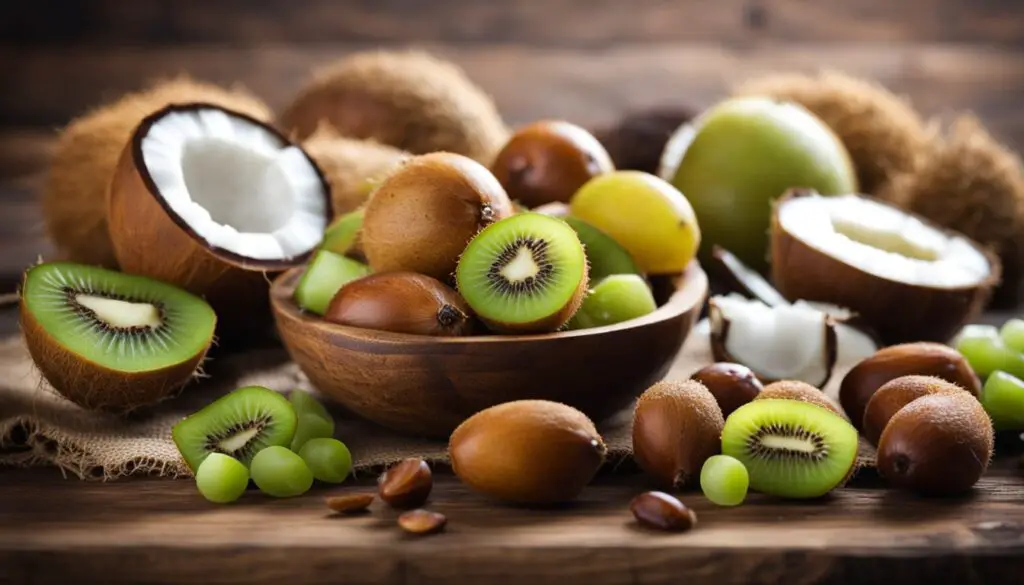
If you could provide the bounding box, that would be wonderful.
[862,375,965,446]
[325,493,375,514]
[379,458,433,509]
[397,509,448,535]
[691,362,763,417]
[629,491,697,532]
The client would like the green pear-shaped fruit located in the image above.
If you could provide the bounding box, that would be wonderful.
[661,96,857,272]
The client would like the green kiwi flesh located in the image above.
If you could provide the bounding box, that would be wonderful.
[289,389,337,451]
[562,216,641,282]
[456,213,588,333]
[721,398,858,499]
[19,262,216,412]
[321,208,365,257]
[172,385,298,472]
[294,250,371,315]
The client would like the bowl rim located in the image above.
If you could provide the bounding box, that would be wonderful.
[269,262,708,345]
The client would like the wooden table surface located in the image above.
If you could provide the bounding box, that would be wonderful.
[3,3,1024,581]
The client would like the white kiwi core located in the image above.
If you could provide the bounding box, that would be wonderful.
[141,107,328,261]
[500,247,541,282]
[760,435,818,454]
[218,426,262,453]
[75,295,161,329]
[779,194,991,288]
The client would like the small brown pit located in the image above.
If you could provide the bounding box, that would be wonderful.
[325,493,375,515]
[397,509,447,535]
[378,458,433,509]
[630,491,697,532]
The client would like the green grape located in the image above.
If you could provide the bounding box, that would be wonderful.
[194,453,249,504]
[290,414,336,452]
[569,274,657,330]
[250,446,314,498]
[1000,319,1024,354]
[298,438,353,483]
[957,332,1024,379]
[980,371,1024,431]
[700,455,749,507]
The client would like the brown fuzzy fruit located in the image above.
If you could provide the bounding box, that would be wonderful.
[490,120,614,209]
[876,392,994,495]
[631,379,725,488]
[755,380,843,417]
[41,77,271,269]
[880,115,1024,308]
[690,362,763,417]
[734,70,929,196]
[862,375,965,446]
[323,272,473,337]
[449,400,607,505]
[839,342,981,432]
[361,152,514,282]
[593,106,697,175]
[300,126,410,216]
[279,50,510,164]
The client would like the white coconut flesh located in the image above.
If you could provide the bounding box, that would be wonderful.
[709,295,834,385]
[778,194,991,288]
[141,107,328,261]
[791,300,877,367]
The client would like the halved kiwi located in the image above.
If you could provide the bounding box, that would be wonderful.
[172,385,298,472]
[19,262,216,413]
[293,249,371,315]
[720,398,859,499]
[455,213,588,333]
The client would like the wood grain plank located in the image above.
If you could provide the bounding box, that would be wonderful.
[2,0,1023,47]
[1,464,1023,585]
[3,43,1024,153]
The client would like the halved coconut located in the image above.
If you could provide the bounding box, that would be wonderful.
[708,294,838,387]
[771,189,999,344]
[107,103,331,342]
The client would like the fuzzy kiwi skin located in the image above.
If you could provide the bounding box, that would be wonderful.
[301,126,410,216]
[734,71,929,196]
[361,152,514,283]
[756,380,844,418]
[42,77,271,269]
[876,392,994,496]
[862,375,965,447]
[279,50,510,164]
[449,400,607,505]
[879,116,1024,308]
[632,380,725,488]
[18,292,213,414]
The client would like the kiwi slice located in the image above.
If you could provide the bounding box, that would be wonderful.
[172,385,298,472]
[455,213,588,333]
[19,261,216,412]
[720,399,858,499]
[320,208,365,258]
[562,217,641,282]
[294,250,371,315]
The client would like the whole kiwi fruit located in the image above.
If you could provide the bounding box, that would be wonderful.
[449,400,607,505]
[279,50,510,164]
[861,375,965,446]
[41,76,271,268]
[361,152,514,282]
[756,380,844,417]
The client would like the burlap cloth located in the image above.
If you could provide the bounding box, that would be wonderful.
[0,319,866,481]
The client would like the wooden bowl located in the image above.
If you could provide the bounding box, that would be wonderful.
[269,263,708,438]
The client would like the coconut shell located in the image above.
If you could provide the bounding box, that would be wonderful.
[279,50,510,164]
[107,104,329,345]
[301,126,410,216]
[734,70,930,196]
[879,115,1024,309]
[41,77,271,269]
[770,189,1000,345]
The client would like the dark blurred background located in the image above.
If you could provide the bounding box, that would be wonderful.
[1,0,1023,289]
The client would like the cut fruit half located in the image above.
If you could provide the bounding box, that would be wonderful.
[709,294,838,387]
[107,103,331,342]
[771,189,999,344]
[19,262,216,413]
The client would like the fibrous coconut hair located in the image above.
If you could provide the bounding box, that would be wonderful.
[279,49,510,165]
[734,70,930,196]
[41,76,272,268]
[880,115,1024,308]
[300,125,411,216]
